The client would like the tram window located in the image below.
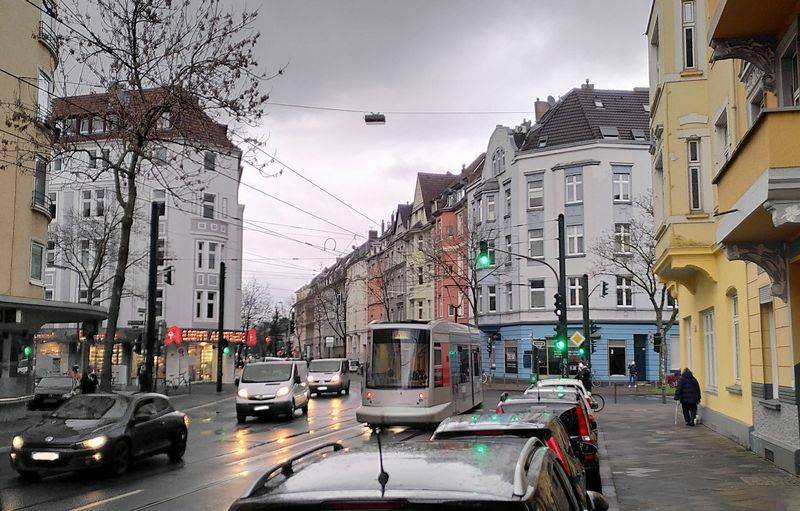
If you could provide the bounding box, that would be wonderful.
[472,348,481,378]
[458,346,470,383]
[434,344,444,387]
[368,328,430,389]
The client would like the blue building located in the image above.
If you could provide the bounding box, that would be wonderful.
[466,84,674,383]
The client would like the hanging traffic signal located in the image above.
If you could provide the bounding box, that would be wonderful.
[22,345,32,357]
[476,241,491,269]
[601,281,609,297]
[164,266,174,285]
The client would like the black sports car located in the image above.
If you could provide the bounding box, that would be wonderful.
[28,375,78,410]
[9,392,188,481]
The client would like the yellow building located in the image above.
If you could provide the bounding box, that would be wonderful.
[0,0,104,397]
[650,0,800,474]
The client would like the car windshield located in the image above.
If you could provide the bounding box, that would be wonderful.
[309,360,342,373]
[242,363,293,383]
[51,395,128,420]
[367,328,430,389]
[37,376,74,389]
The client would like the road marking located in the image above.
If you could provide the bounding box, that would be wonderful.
[0,446,10,454]
[182,396,235,412]
[69,490,143,511]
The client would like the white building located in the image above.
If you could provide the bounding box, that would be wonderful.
[469,83,672,382]
[43,90,243,386]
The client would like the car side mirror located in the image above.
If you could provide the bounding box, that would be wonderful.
[234,377,240,387]
[590,419,597,430]
[500,392,509,402]
[587,491,609,511]
[294,374,301,384]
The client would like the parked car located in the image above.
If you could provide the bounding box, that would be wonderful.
[9,393,188,481]
[531,378,598,418]
[499,388,601,492]
[27,375,78,410]
[235,360,309,423]
[348,359,360,374]
[432,411,596,507]
[228,438,608,510]
[307,358,350,396]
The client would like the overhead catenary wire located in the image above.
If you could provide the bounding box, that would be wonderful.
[267,101,536,116]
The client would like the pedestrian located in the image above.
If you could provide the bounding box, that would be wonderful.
[674,368,701,426]
[67,364,80,382]
[79,371,92,394]
[628,360,638,388]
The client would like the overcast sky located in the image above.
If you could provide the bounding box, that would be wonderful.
[240,0,651,306]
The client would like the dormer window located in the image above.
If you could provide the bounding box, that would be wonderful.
[537,136,548,148]
[157,111,171,130]
[631,129,647,140]
[594,99,604,108]
[600,126,619,139]
[92,116,104,133]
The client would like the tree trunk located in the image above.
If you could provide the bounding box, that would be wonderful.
[99,178,137,391]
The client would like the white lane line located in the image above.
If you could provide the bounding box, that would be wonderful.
[69,489,143,511]
[0,446,10,454]
[182,396,235,412]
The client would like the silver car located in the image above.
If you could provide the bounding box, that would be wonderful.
[235,360,309,423]
[307,358,350,396]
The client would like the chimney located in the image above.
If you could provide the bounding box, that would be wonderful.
[581,78,594,90]
[368,229,378,241]
[534,97,551,122]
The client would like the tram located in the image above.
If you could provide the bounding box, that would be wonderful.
[356,320,484,427]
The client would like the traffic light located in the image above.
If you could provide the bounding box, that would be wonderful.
[164,266,174,285]
[476,241,492,269]
[601,281,609,297]
[22,345,32,358]
[577,346,586,357]
[289,312,296,334]
[222,342,231,356]
[553,293,564,318]
[653,332,663,353]
[554,337,567,352]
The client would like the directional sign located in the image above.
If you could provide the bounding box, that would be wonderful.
[532,339,546,348]
[570,331,585,346]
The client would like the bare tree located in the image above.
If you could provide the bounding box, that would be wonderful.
[0,0,278,390]
[240,279,272,331]
[592,191,678,385]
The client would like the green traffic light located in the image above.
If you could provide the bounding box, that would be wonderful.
[555,339,566,351]
[476,253,491,269]
[473,443,488,455]
[223,346,231,356]
[23,346,32,357]
[578,347,586,356]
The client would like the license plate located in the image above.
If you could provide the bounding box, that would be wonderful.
[254,405,270,411]
[32,452,59,461]
[317,386,328,390]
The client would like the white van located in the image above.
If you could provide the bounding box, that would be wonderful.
[235,360,309,423]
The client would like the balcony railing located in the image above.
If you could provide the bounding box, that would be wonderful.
[38,20,58,57]
[30,191,54,220]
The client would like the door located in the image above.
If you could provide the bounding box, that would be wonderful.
[633,334,647,381]
[471,346,482,408]
[130,398,168,457]
[608,340,626,376]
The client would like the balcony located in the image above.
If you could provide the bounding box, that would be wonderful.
[30,191,54,220]
[37,20,58,58]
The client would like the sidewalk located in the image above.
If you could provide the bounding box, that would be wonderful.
[601,393,800,510]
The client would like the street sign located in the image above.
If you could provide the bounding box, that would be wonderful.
[532,339,546,348]
[570,331,585,345]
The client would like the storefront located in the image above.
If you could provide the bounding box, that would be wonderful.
[162,328,241,385]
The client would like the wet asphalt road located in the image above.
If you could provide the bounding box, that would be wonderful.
[0,380,473,511]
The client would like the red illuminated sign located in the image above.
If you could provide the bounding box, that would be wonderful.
[246,328,257,346]
[165,325,183,345]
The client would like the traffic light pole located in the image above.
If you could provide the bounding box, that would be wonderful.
[581,273,591,369]
[557,214,568,369]
[216,261,226,393]
[142,201,159,393]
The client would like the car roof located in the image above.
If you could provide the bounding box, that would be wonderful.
[309,358,345,362]
[247,360,294,366]
[246,439,542,503]
[433,411,559,436]
[536,378,585,389]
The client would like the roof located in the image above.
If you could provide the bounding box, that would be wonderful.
[433,411,558,436]
[417,172,459,218]
[520,87,650,152]
[53,87,238,151]
[251,439,534,502]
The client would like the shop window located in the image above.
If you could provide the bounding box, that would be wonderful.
[504,346,518,374]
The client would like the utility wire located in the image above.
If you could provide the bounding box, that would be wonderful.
[268,101,535,116]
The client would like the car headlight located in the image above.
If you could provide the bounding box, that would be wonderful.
[275,386,290,397]
[12,436,23,450]
[62,392,72,398]
[82,435,108,450]
[183,415,190,427]
[237,388,249,399]
[307,375,315,383]
[331,374,340,384]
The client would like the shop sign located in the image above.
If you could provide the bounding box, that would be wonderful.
[210,330,246,343]
[165,325,183,345]
[246,328,257,346]
[182,329,209,342]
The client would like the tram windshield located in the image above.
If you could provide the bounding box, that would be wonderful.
[368,328,430,389]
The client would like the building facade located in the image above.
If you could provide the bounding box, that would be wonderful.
[0,0,106,398]
[367,204,411,323]
[43,90,244,386]
[470,85,671,383]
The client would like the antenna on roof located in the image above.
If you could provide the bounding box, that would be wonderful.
[372,426,390,497]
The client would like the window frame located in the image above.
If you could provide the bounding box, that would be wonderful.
[565,174,583,204]
[568,276,582,307]
[566,225,584,256]
[614,223,632,255]
[506,283,513,311]
[29,241,45,283]
[487,285,497,313]
[529,279,545,309]
[702,308,717,390]
[688,139,703,211]
[486,195,496,222]
[504,188,511,217]
[528,228,544,259]
[616,276,633,307]
[731,294,741,385]
[527,179,543,209]
[682,1,697,69]
[612,172,631,202]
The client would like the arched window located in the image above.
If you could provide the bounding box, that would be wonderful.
[492,147,506,175]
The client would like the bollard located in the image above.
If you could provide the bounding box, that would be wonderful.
[614,382,617,404]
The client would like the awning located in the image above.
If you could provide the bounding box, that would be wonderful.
[0,294,107,330]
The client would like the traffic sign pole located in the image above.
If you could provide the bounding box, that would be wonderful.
[581,273,591,369]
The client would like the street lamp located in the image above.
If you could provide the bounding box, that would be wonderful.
[364,112,386,125]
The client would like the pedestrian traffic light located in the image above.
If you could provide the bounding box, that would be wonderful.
[653,332,663,353]
[22,345,32,357]
[476,241,492,269]
[601,281,609,297]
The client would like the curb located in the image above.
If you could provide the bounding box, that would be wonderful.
[598,430,620,511]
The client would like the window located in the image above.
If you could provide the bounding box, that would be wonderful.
[632,128,647,140]
[44,289,53,300]
[488,285,496,312]
[456,212,464,235]
[506,283,513,311]
[153,189,166,216]
[614,224,631,254]
[101,148,110,169]
[94,189,105,216]
[565,174,583,203]
[748,88,765,127]
[202,193,215,219]
[195,290,217,320]
[616,276,633,307]
[82,189,104,217]
[687,140,702,211]
[196,241,219,271]
[780,38,800,106]
[46,240,55,267]
[204,151,216,172]
[48,192,56,218]
[527,179,543,208]
[505,235,512,267]
[682,1,696,69]
[537,136,548,148]
[594,99,604,108]
[92,116,104,133]
[37,71,53,122]
[80,116,90,135]
[80,289,101,305]
[731,294,741,384]
[89,150,97,169]
[566,225,584,255]
[157,111,171,130]
[33,155,47,204]
[416,235,423,251]
[568,277,582,307]
[417,300,424,320]
[488,240,495,266]
[30,241,45,282]
[702,309,717,389]
[478,287,483,313]
[417,266,423,285]
[154,147,167,166]
[63,117,76,135]
[492,147,505,174]
[528,228,544,258]
[613,172,631,201]
[156,239,165,266]
[599,126,619,139]
[714,109,729,167]
[155,288,164,317]
[476,198,482,224]
[529,280,545,308]
[504,188,511,216]
[486,195,495,221]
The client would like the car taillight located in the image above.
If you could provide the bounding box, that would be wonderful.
[545,436,569,474]
[575,404,590,438]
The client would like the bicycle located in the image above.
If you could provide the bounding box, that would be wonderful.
[165,373,192,395]
[481,372,494,385]
[589,392,605,412]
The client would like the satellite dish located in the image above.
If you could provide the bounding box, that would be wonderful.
[547,95,556,106]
